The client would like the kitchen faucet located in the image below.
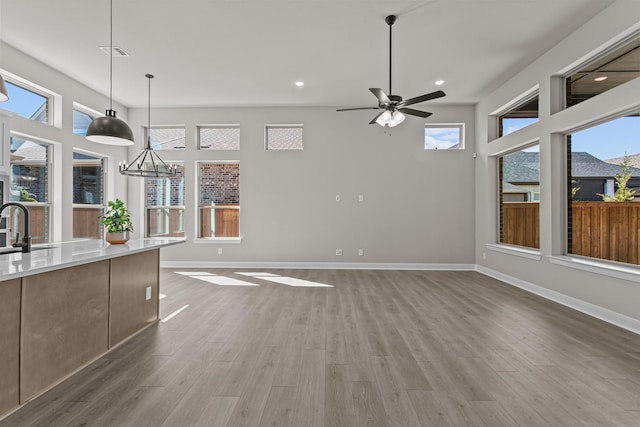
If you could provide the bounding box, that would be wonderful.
[0,202,31,253]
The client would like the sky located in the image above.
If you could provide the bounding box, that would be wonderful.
[503,116,639,160]
[2,81,46,119]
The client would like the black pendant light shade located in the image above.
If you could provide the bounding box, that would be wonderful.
[119,74,176,178]
[86,109,134,145]
[0,75,9,102]
[86,0,134,146]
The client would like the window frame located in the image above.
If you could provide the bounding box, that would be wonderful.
[197,124,241,150]
[491,86,539,139]
[72,149,106,240]
[144,162,186,239]
[195,160,241,243]
[144,125,186,150]
[72,102,101,137]
[264,124,304,150]
[2,73,58,126]
[424,123,465,150]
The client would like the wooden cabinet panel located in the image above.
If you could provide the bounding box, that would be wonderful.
[0,279,21,414]
[109,249,159,347]
[20,261,110,402]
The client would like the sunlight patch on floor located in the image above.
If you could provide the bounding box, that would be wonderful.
[194,275,260,286]
[236,272,334,288]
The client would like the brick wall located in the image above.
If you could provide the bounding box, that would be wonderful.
[199,163,240,205]
[146,165,185,206]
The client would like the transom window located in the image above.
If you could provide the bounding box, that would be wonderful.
[424,124,464,150]
[265,125,303,150]
[198,125,240,150]
[2,80,50,124]
[146,126,186,150]
[498,94,539,137]
[72,103,100,136]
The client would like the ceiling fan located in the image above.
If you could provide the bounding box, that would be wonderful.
[337,14,446,127]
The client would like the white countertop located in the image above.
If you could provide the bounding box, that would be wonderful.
[0,238,185,281]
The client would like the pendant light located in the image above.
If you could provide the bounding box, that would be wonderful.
[119,74,176,178]
[86,0,134,145]
[0,0,9,102]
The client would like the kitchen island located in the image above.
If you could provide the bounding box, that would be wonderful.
[0,238,184,419]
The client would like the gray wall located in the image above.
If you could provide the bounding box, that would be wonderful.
[127,105,476,265]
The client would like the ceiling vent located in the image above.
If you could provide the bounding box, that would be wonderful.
[99,46,129,57]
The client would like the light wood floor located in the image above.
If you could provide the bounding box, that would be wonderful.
[2,269,640,426]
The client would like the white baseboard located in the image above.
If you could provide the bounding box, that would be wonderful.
[160,261,476,271]
[475,265,640,335]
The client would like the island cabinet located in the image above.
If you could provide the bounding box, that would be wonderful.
[0,278,21,415]
[109,249,159,346]
[20,260,110,402]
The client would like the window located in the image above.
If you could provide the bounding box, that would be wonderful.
[498,144,540,249]
[424,124,464,150]
[2,80,50,124]
[565,35,640,108]
[73,103,100,136]
[198,162,240,238]
[498,94,539,137]
[198,125,240,150]
[567,111,640,264]
[146,126,186,150]
[9,136,51,243]
[146,164,185,238]
[72,152,105,239]
[265,125,303,150]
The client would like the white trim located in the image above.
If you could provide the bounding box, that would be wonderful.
[193,237,242,244]
[160,261,475,270]
[475,265,640,335]
[486,243,542,260]
[549,255,640,283]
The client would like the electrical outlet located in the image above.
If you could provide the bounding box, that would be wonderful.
[218,247,223,255]
[335,249,343,256]
[358,249,364,256]
[358,194,364,202]
[145,286,152,301]
[335,195,341,202]
[482,252,486,260]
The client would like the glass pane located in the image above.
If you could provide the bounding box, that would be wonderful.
[198,163,240,238]
[148,127,186,150]
[145,164,185,237]
[199,126,240,150]
[424,126,462,150]
[266,126,303,150]
[3,81,48,123]
[498,96,538,137]
[499,145,540,249]
[566,37,640,108]
[567,113,640,264]
[10,137,49,203]
[73,110,94,136]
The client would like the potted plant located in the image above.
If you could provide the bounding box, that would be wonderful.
[100,198,133,244]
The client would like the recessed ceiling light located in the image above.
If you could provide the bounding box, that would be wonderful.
[434,80,445,86]
[295,81,305,87]
[594,76,608,82]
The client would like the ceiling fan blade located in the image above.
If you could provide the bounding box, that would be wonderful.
[369,88,391,105]
[369,111,385,125]
[398,107,432,118]
[399,90,446,107]
[336,107,380,112]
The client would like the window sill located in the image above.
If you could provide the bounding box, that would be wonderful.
[486,243,542,260]
[193,237,242,244]
[548,255,640,283]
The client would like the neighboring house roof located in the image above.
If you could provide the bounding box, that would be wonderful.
[605,153,640,168]
[503,151,640,183]
[11,140,46,162]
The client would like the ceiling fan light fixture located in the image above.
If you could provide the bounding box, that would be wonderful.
[376,110,393,126]
[388,111,405,127]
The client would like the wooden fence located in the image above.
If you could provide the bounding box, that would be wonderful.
[501,202,540,249]
[200,204,240,238]
[502,201,640,265]
[73,207,103,239]
[147,207,185,238]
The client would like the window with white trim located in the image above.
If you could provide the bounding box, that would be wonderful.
[198,162,240,238]
[145,163,185,238]
[72,151,105,239]
[198,125,240,150]
[424,124,465,150]
[265,125,303,150]
[496,91,539,137]
[3,80,51,124]
[146,126,186,150]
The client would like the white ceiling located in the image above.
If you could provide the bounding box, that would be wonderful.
[1,0,614,109]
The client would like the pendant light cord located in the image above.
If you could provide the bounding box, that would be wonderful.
[388,20,392,96]
[109,0,113,111]
[146,74,152,149]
